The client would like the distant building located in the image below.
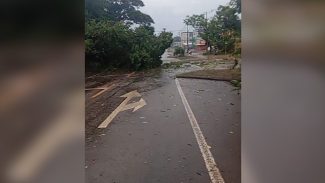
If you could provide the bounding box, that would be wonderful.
[180,32,194,49]
[180,31,207,51]
[195,37,207,51]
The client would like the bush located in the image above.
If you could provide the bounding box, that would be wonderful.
[174,47,185,57]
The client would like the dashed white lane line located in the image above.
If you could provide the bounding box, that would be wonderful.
[175,79,225,183]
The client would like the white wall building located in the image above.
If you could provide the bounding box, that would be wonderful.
[180,31,206,50]
[180,32,194,48]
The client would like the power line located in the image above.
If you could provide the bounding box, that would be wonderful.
[155,8,219,35]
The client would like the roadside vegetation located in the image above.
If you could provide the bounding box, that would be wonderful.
[85,0,173,72]
[184,0,241,58]
[174,0,241,87]
[173,47,185,57]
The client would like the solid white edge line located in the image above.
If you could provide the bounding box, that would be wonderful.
[175,79,225,183]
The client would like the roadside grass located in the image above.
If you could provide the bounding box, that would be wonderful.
[162,59,219,69]
[162,61,191,69]
[177,56,197,60]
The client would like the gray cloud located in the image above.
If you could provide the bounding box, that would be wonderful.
[141,0,229,35]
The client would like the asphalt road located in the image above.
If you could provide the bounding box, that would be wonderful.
[86,71,240,183]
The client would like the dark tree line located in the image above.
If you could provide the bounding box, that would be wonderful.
[85,0,173,71]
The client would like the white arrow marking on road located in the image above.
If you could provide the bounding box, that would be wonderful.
[121,98,147,112]
[98,90,146,128]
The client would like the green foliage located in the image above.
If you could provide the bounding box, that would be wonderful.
[85,0,154,25]
[85,20,133,70]
[85,20,173,71]
[184,0,241,55]
[162,62,183,69]
[215,5,240,33]
[184,14,206,31]
[212,5,240,54]
[85,0,172,71]
[174,47,185,57]
[129,27,173,70]
[230,0,241,14]
[230,80,241,90]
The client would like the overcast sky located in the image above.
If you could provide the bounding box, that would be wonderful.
[141,0,229,36]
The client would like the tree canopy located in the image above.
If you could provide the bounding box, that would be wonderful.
[85,0,173,71]
[184,14,206,32]
[85,0,154,25]
[184,0,241,55]
[230,0,241,14]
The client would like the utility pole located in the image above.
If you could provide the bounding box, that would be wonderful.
[206,12,208,24]
[205,11,211,53]
[186,24,189,53]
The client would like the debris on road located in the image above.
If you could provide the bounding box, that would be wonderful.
[176,69,241,81]
[86,57,241,183]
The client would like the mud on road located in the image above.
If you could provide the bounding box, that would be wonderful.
[86,68,168,140]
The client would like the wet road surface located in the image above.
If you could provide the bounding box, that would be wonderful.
[86,70,240,183]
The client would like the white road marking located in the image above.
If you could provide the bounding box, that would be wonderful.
[122,98,147,112]
[175,79,225,183]
[91,84,116,99]
[98,90,146,128]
